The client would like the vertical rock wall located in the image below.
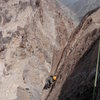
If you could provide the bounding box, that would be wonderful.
[0,0,74,100]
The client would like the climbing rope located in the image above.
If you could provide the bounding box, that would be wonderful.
[92,41,100,100]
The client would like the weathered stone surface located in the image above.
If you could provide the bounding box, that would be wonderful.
[0,0,74,100]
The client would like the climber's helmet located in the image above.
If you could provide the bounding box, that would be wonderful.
[53,76,57,81]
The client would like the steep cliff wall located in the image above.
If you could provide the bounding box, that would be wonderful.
[43,7,100,100]
[0,0,74,100]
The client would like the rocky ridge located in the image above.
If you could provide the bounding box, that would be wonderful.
[43,7,100,100]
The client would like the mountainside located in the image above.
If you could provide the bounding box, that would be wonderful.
[73,0,100,19]
[60,0,100,20]
[1,0,100,100]
[57,0,79,26]
[0,0,74,100]
[60,0,78,5]
[42,7,100,100]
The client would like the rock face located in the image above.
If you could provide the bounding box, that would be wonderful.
[43,7,100,100]
[0,0,74,100]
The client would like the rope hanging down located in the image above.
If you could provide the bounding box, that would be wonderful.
[92,41,100,100]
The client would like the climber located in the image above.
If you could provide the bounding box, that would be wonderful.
[43,75,57,89]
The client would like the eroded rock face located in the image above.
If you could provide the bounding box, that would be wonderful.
[44,8,100,100]
[0,0,74,100]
